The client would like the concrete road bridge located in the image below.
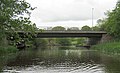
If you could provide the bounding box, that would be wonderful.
[15,30,107,45]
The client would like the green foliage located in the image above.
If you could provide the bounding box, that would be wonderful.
[98,1,120,38]
[91,41,120,55]
[0,0,39,52]
[0,0,36,46]
[92,26,100,31]
[56,38,71,46]
[76,38,86,46]
[97,19,107,31]
[69,38,86,46]
[52,26,65,31]
[33,38,48,49]
[0,46,18,55]
[47,38,57,46]
[81,25,92,31]
[0,0,35,31]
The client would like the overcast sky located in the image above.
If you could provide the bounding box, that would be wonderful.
[26,0,117,28]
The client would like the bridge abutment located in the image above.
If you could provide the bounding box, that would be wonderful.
[87,37,101,45]
[100,34,113,43]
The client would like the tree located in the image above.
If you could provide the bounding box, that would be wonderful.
[56,38,71,46]
[52,26,65,31]
[92,26,100,31]
[33,38,48,49]
[81,25,92,31]
[0,0,35,30]
[76,38,86,46]
[97,19,107,31]
[98,1,120,38]
[0,0,35,46]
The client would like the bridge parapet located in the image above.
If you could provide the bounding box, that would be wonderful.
[39,30,106,33]
[13,30,107,34]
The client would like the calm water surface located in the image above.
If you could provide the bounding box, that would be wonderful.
[0,48,120,73]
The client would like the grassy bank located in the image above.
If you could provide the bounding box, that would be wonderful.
[91,41,120,55]
[0,46,18,71]
[0,46,18,55]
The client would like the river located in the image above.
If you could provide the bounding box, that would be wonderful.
[0,47,120,73]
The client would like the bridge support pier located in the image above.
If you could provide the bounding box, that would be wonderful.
[87,37,101,45]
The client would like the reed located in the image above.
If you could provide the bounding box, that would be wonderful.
[91,41,120,55]
[0,46,18,55]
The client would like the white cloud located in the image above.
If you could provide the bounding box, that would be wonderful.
[26,0,117,27]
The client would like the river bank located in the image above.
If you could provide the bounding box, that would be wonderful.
[0,46,18,55]
[91,41,120,55]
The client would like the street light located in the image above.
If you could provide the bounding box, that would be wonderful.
[92,8,94,30]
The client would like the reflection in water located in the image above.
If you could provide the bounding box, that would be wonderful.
[0,47,120,73]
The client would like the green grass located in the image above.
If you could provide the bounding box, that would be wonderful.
[91,41,120,55]
[0,46,18,72]
[0,46,18,55]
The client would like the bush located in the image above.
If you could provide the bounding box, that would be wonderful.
[33,38,48,49]
[56,38,71,46]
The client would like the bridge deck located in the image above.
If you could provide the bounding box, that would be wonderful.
[36,31,106,38]
[8,31,107,38]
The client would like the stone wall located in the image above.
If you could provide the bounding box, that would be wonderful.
[100,34,113,43]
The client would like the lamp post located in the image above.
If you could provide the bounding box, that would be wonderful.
[92,8,94,30]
